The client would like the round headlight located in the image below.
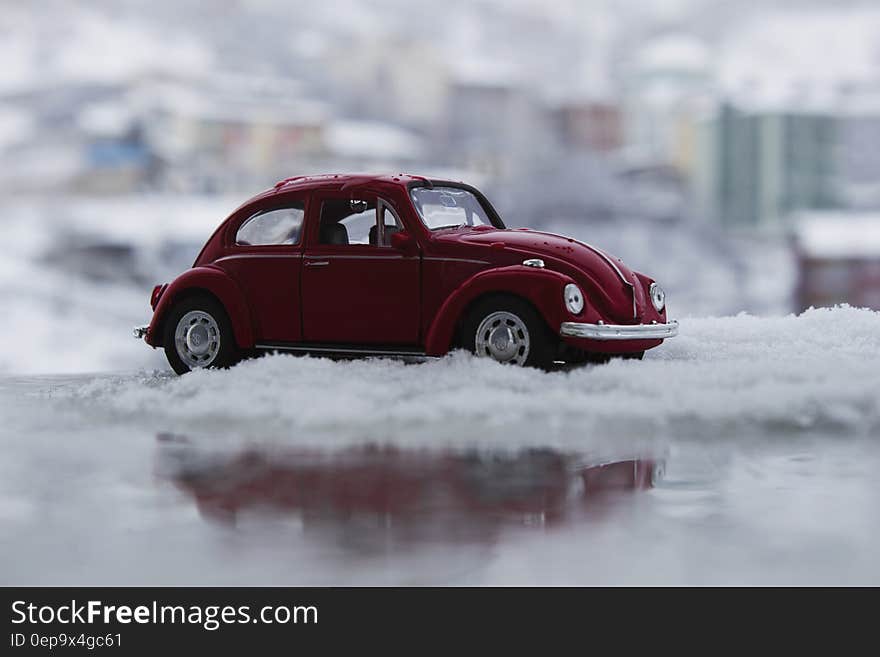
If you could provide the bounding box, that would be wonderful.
[563,283,584,315]
[649,282,666,312]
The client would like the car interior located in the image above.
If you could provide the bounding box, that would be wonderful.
[318,199,399,246]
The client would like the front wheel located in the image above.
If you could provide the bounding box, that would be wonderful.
[163,295,239,375]
[461,296,555,370]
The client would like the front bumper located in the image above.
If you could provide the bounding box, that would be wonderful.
[133,325,149,340]
[559,320,679,341]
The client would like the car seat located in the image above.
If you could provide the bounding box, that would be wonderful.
[319,223,349,245]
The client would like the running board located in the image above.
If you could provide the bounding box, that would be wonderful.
[254,343,438,359]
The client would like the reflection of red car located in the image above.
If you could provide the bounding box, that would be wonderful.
[156,438,660,534]
[135,174,677,374]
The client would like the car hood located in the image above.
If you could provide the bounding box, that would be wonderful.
[440,227,647,322]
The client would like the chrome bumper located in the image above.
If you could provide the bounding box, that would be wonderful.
[559,320,678,341]
[133,325,149,339]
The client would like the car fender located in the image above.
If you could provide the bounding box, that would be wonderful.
[146,266,254,348]
[424,265,574,356]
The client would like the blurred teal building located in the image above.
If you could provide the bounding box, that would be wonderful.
[698,103,841,230]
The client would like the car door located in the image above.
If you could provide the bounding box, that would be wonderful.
[215,196,306,343]
[301,191,420,345]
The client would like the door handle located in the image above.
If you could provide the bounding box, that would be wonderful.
[305,260,330,267]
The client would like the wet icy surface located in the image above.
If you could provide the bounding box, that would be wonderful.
[1,307,879,585]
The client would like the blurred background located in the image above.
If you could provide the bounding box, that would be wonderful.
[3,0,880,373]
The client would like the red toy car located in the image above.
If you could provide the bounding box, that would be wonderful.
[135,174,677,374]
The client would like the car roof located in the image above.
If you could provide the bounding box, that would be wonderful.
[276,173,436,191]
[272,173,437,197]
[226,173,464,220]
[229,173,464,223]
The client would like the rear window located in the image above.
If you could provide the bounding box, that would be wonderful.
[236,204,304,245]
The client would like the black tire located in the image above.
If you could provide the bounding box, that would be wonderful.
[461,295,556,370]
[565,350,644,365]
[163,294,240,375]
[562,347,608,365]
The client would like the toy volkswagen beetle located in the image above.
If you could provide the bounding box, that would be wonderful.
[135,174,678,374]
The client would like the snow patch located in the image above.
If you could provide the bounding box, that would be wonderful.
[794,212,880,258]
[53,307,880,450]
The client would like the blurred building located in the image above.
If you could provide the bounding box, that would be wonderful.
[835,102,880,210]
[73,100,156,194]
[141,75,330,193]
[622,33,714,177]
[700,104,837,230]
[794,212,880,311]
[141,73,430,192]
[698,8,880,231]
[322,119,425,170]
[444,62,552,179]
[697,101,880,231]
[551,100,623,153]
[0,79,155,194]
[324,35,450,130]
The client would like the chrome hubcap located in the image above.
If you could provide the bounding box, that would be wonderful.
[174,310,220,369]
[475,311,530,365]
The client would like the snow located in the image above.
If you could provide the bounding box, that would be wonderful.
[451,58,521,88]
[719,9,880,112]
[325,120,424,161]
[0,7,213,94]
[2,305,880,585]
[55,306,880,450]
[0,146,83,191]
[795,212,880,259]
[0,108,34,151]
[0,196,235,374]
[636,33,711,74]
[58,195,240,248]
[77,102,136,139]
[149,80,330,126]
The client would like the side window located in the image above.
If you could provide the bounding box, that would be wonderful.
[317,198,402,247]
[340,209,374,245]
[318,199,374,246]
[236,204,304,246]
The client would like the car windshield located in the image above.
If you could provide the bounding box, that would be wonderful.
[410,186,499,231]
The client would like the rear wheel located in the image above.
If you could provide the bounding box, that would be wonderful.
[163,295,239,375]
[461,296,555,370]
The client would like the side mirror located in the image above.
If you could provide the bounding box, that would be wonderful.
[390,230,418,255]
